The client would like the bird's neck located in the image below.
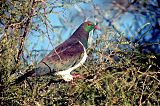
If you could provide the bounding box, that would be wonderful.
[70,27,89,48]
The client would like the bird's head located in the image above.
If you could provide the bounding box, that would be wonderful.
[82,21,99,32]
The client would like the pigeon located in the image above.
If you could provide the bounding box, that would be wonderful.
[13,21,99,84]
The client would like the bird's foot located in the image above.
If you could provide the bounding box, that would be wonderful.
[71,74,84,80]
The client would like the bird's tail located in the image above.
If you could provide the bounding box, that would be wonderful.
[0,70,35,91]
[11,69,35,85]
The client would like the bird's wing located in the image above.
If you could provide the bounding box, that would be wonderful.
[40,38,84,71]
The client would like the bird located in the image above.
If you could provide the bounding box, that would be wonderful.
[12,21,99,85]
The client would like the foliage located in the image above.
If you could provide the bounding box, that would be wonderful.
[0,0,160,106]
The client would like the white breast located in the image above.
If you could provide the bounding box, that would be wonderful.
[55,41,87,81]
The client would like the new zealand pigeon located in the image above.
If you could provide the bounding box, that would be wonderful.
[13,21,99,84]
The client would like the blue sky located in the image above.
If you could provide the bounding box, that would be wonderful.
[25,0,160,62]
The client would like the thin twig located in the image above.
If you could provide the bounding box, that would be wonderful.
[139,75,148,106]
[41,0,62,61]
[16,0,37,64]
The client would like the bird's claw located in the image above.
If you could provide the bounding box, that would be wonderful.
[71,74,84,80]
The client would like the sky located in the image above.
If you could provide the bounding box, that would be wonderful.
[25,0,160,62]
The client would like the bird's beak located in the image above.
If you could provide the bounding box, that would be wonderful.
[94,25,99,29]
[94,22,99,29]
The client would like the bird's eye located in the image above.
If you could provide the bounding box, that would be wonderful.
[87,23,91,26]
